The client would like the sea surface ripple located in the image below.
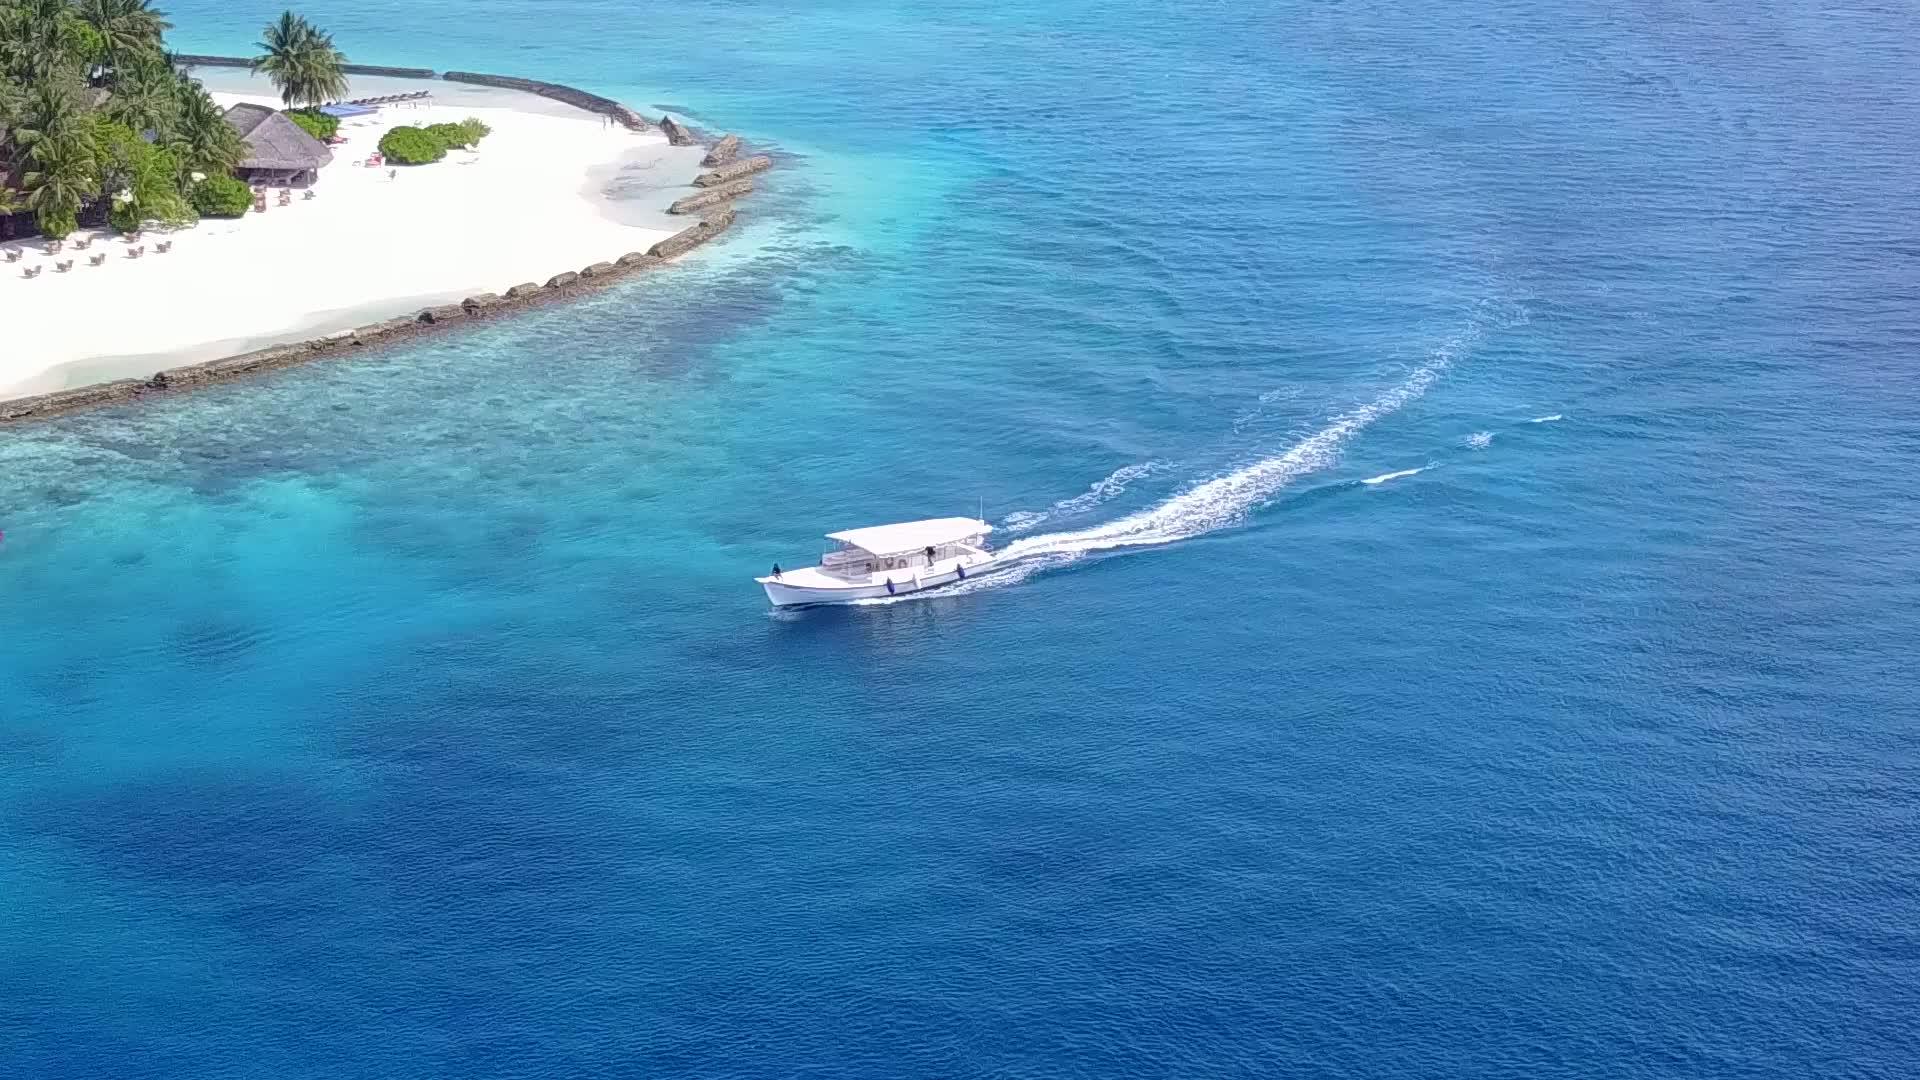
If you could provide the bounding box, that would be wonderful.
[3,1,1919,1077]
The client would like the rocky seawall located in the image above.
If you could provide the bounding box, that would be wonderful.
[656,115,697,146]
[701,134,741,167]
[1,74,766,424]
[669,180,754,215]
[177,54,437,79]
[172,56,656,132]
[441,71,648,132]
[694,156,773,187]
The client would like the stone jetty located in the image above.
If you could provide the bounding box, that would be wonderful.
[701,134,741,167]
[176,54,438,79]
[669,179,753,214]
[658,115,697,146]
[694,155,772,187]
[648,211,737,259]
[443,71,648,131]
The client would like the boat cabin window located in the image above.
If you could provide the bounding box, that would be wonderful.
[818,528,989,579]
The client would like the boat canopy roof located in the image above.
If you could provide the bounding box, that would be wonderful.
[826,517,992,555]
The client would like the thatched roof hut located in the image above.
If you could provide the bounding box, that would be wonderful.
[223,103,333,179]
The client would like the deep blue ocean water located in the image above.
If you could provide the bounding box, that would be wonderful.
[5,0,1919,1075]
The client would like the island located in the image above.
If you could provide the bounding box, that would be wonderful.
[0,5,765,419]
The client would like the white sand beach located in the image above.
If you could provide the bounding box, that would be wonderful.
[0,77,704,400]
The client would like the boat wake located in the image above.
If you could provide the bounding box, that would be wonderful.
[1360,463,1436,486]
[1001,459,1170,534]
[836,297,1525,607]
[1528,413,1563,423]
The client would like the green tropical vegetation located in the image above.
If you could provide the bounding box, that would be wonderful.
[283,105,336,141]
[424,118,488,148]
[186,171,247,216]
[250,10,346,109]
[0,0,297,238]
[380,118,489,165]
[377,125,443,164]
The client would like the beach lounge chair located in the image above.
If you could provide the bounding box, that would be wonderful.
[126,246,144,259]
[73,237,91,250]
[4,250,19,263]
[89,253,107,266]
[22,265,40,278]
[55,259,72,272]
[45,240,62,254]
[304,189,317,200]
[156,241,173,254]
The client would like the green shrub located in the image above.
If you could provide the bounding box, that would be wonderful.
[36,207,79,241]
[378,125,447,165]
[284,108,340,141]
[109,199,142,232]
[415,118,491,151]
[190,174,254,218]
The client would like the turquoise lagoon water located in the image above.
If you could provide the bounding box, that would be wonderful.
[4,1,1919,1076]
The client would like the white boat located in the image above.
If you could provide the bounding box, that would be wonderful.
[757,517,996,606]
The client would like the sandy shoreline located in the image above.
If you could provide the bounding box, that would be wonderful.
[0,75,707,401]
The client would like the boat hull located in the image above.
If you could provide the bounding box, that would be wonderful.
[760,558,993,607]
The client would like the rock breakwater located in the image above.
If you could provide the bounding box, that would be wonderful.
[669,180,754,215]
[658,115,697,146]
[170,57,651,130]
[442,72,648,131]
[701,134,741,167]
[176,54,439,79]
[694,155,772,187]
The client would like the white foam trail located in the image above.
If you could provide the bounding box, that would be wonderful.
[1527,413,1562,423]
[1361,464,1431,486]
[1002,460,1170,534]
[1001,350,1461,564]
[1466,431,1493,449]
[1232,385,1303,433]
[844,298,1522,606]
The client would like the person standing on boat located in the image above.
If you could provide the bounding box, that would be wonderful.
[771,564,782,580]
[925,545,936,567]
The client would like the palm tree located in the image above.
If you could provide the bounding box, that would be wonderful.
[2,0,98,82]
[251,11,348,109]
[0,68,24,136]
[170,76,244,177]
[13,75,94,235]
[77,0,169,78]
[102,48,177,135]
[12,76,91,156]
[23,133,96,237]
